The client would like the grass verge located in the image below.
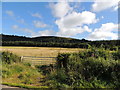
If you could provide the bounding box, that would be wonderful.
[2,82,48,89]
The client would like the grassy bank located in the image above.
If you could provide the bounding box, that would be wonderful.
[1,51,49,88]
[2,62,48,88]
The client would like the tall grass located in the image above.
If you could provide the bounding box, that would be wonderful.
[2,51,47,88]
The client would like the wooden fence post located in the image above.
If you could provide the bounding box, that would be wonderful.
[21,56,23,62]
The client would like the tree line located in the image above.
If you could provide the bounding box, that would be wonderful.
[1,34,120,49]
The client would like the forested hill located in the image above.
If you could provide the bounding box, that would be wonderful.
[1,34,89,43]
[1,34,120,49]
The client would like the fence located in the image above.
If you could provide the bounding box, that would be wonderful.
[21,56,57,65]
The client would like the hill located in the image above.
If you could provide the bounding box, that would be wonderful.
[0,34,119,49]
[1,34,89,43]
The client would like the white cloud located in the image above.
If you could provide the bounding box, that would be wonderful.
[83,25,92,32]
[22,28,36,36]
[37,30,56,36]
[18,18,25,24]
[92,0,118,12]
[56,11,97,36]
[29,29,56,37]
[12,24,55,37]
[5,10,14,16]
[12,24,35,36]
[49,2,73,18]
[49,2,98,37]
[57,25,92,36]
[12,25,19,29]
[113,3,120,11]
[88,23,118,40]
[31,13,42,19]
[5,10,26,25]
[101,16,104,19]
[113,6,118,11]
[33,20,47,28]
[56,11,98,28]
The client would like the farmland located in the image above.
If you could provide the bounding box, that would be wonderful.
[0,46,84,57]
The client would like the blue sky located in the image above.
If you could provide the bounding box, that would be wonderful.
[2,1,119,40]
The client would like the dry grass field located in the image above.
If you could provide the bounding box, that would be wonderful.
[0,46,85,57]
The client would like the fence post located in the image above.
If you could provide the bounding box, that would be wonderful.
[21,56,23,62]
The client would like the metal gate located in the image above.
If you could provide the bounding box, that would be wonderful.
[21,56,57,65]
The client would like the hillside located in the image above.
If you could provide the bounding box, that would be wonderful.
[0,34,89,43]
[0,34,119,49]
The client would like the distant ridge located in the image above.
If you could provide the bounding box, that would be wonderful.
[0,34,89,43]
[0,34,119,49]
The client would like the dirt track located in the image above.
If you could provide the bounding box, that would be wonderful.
[1,84,28,90]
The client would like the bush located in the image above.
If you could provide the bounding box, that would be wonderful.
[78,48,110,60]
[110,46,118,51]
[57,53,70,70]
[53,48,120,88]
[1,51,21,64]
[112,51,120,60]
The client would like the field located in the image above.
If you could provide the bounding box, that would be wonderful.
[0,46,84,57]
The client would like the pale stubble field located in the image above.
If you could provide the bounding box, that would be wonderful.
[0,46,85,57]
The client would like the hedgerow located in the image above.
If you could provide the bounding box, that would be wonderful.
[46,48,120,88]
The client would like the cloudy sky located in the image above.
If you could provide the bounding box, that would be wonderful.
[2,0,119,40]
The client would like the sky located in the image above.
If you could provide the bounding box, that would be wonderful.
[2,0,119,40]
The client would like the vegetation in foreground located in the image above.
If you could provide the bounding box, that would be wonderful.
[44,48,120,88]
[1,51,48,88]
[1,47,120,89]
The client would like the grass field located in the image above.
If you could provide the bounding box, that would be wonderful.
[0,46,85,57]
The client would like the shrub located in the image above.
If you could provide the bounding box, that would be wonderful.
[112,51,120,60]
[1,51,21,64]
[54,48,120,88]
[110,46,118,51]
[57,53,70,70]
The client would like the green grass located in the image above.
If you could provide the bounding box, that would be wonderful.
[1,52,46,88]
[2,82,48,89]
[2,62,45,85]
